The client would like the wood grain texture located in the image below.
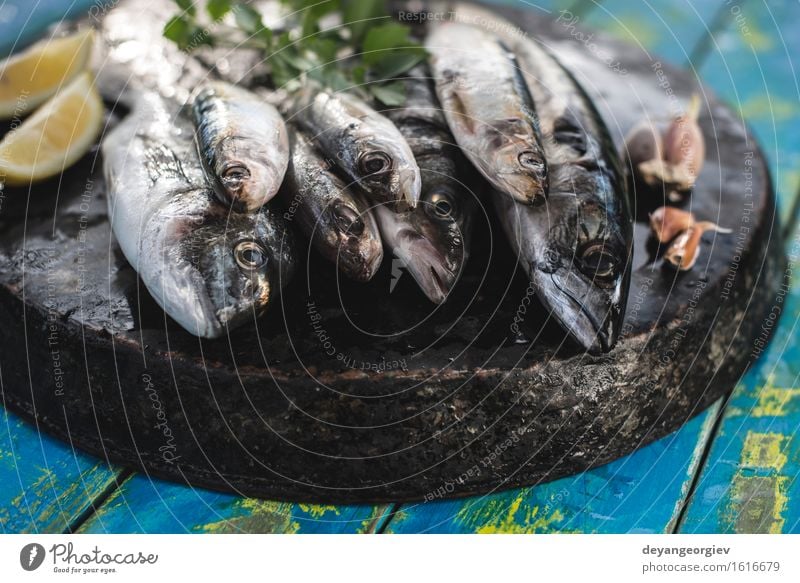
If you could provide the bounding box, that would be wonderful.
[580,0,722,66]
[676,0,800,534]
[697,0,800,226]
[0,0,111,58]
[76,474,392,534]
[0,408,123,533]
[679,226,800,533]
[0,0,121,535]
[383,401,721,533]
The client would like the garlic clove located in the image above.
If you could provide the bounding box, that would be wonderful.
[637,158,694,192]
[649,206,695,243]
[662,218,732,271]
[664,226,702,271]
[623,119,663,168]
[663,93,705,188]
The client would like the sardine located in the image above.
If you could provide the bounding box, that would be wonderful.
[103,92,295,338]
[458,6,633,353]
[425,21,548,205]
[375,66,476,303]
[192,81,288,212]
[281,128,383,281]
[287,83,422,210]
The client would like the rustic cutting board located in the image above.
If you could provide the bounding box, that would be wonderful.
[0,2,784,502]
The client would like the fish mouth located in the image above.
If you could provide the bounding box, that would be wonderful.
[227,188,261,213]
[532,267,617,354]
[329,200,384,281]
[398,230,456,304]
[213,281,271,333]
[419,263,453,304]
[160,282,227,339]
[338,236,384,282]
[147,242,228,339]
[229,166,281,212]
[496,170,547,205]
[398,164,422,210]
[363,243,384,280]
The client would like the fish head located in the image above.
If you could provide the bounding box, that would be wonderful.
[532,193,630,353]
[492,143,548,204]
[213,137,283,212]
[352,133,422,209]
[155,199,294,338]
[482,120,548,204]
[209,206,295,331]
[320,194,384,282]
[378,182,471,304]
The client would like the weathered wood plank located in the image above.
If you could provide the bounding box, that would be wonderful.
[0,0,112,58]
[579,0,800,229]
[0,407,123,533]
[679,226,800,533]
[76,474,392,534]
[677,0,800,532]
[698,0,800,226]
[0,0,125,535]
[580,0,724,66]
[383,403,722,533]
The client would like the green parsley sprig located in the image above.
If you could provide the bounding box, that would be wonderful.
[163,0,426,105]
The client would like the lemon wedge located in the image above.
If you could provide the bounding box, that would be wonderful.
[0,29,94,120]
[0,71,104,186]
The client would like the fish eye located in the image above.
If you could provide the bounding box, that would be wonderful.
[234,240,268,270]
[358,151,393,177]
[220,163,250,191]
[579,243,618,283]
[518,150,545,173]
[427,192,457,220]
[331,202,365,236]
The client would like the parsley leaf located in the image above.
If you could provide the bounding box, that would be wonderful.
[164,0,426,104]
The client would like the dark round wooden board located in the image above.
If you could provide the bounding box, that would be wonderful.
[0,3,785,503]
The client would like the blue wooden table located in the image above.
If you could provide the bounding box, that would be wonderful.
[2,0,799,534]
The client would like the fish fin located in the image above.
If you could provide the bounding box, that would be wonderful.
[444,87,476,135]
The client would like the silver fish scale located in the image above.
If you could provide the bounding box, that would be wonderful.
[103,90,294,338]
[191,81,289,211]
[286,83,422,209]
[445,3,632,353]
[426,20,548,204]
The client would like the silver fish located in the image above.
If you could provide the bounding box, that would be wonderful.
[281,128,383,281]
[460,6,633,353]
[103,92,295,339]
[192,81,289,212]
[287,83,422,210]
[425,21,548,205]
[376,67,476,303]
